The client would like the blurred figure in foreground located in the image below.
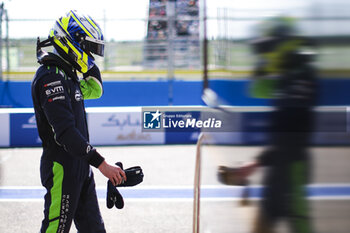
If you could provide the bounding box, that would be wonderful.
[221,16,319,233]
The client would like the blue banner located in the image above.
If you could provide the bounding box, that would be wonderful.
[10,113,41,147]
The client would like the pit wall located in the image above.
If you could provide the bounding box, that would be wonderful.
[0,79,349,147]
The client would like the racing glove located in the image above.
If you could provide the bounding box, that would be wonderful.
[106,162,144,209]
[106,180,124,209]
[80,64,103,99]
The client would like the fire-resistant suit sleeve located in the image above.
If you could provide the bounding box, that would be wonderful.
[37,70,104,168]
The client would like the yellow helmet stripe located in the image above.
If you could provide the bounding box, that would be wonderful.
[85,16,102,39]
[69,11,94,38]
[53,38,69,53]
[66,39,82,59]
[76,52,88,73]
[65,39,89,73]
[59,16,70,31]
[81,53,89,73]
[50,27,68,53]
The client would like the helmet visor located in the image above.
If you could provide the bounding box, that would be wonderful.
[81,36,105,57]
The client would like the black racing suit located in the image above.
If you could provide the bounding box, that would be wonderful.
[31,53,106,233]
[256,61,318,233]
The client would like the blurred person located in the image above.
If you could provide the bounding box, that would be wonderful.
[31,10,126,233]
[247,16,318,233]
[220,16,319,233]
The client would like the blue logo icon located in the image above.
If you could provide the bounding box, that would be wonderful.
[143,110,162,129]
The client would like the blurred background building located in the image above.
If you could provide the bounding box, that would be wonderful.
[143,0,200,69]
[0,0,348,81]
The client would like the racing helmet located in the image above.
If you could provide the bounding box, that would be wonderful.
[49,10,104,73]
[251,16,297,54]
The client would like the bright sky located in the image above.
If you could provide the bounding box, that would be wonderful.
[3,0,346,40]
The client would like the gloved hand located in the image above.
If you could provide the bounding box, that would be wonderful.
[217,166,248,186]
[83,63,101,80]
[217,165,251,206]
[80,64,103,100]
[112,162,144,187]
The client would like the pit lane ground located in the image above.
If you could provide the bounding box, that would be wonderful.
[0,145,349,233]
